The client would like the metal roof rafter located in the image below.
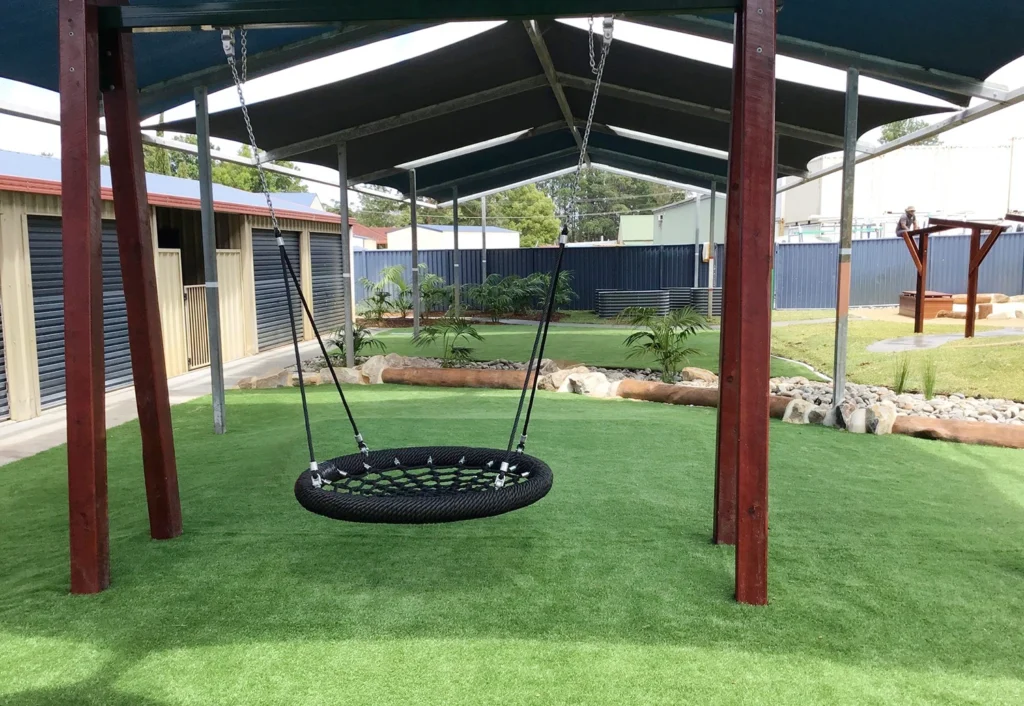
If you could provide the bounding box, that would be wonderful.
[523,20,588,165]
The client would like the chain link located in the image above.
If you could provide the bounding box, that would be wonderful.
[568,17,613,241]
[222,28,281,234]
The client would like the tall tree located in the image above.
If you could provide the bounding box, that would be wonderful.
[538,169,689,242]
[879,118,940,145]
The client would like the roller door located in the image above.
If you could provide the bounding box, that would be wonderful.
[28,217,133,409]
[253,229,302,351]
[310,233,346,334]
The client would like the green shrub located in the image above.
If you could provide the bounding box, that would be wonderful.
[328,322,386,360]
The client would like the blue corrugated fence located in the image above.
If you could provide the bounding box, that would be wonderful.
[353,235,1023,311]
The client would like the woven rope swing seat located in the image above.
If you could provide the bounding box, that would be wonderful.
[218,20,614,524]
[295,447,553,524]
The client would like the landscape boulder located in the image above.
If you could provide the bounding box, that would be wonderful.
[679,367,719,384]
[865,401,898,435]
[844,408,868,434]
[249,369,290,389]
[321,367,364,385]
[782,399,814,425]
[567,372,612,398]
[541,366,591,392]
[539,358,560,375]
[808,406,829,425]
[835,400,860,430]
[359,355,390,385]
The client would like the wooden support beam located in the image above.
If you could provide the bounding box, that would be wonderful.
[966,228,981,339]
[972,225,1005,271]
[712,8,745,548]
[1006,213,1024,223]
[900,231,924,274]
[60,0,109,594]
[101,29,183,542]
[732,0,775,607]
[914,233,930,334]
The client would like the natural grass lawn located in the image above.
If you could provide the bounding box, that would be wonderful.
[2,386,1023,704]
[376,326,814,378]
[772,320,1024,401]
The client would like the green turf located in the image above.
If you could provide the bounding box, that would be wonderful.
[2,386,1023,704]
[374,326,815,378]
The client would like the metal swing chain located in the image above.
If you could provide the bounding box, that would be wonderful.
[222,28,280,235]
[221,28,371,479]
[568,17,614,241]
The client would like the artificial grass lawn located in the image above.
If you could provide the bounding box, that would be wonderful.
[376,326,814,378]
[2,385,1024,704]
[772,320,1024,401]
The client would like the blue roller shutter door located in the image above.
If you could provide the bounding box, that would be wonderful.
[253,229,302,351]
[310,233,346,334]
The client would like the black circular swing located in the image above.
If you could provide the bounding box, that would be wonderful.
[219,20,614,523]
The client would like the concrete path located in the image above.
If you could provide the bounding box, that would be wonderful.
[0,341,319,467]
[866,328,1023,353]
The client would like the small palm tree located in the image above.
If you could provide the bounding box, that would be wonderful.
[618,306,709,383]
[414,314,484,368]
[329,322,386,360]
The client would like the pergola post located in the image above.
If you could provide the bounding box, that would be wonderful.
[60,0,108,594]
[452,186,461,313]
[731,0,776,606]
[338,142,355,367]
[713,8,746,548]
[832,68,859,407]
[409,169,420,337]
[102,28,183,545]
[195,86,226,434]
[966,227,982,338]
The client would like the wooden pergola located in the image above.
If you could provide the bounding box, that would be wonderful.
[901,218,1007,337]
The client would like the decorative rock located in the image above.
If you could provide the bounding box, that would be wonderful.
[836,400,860,430]
[236,377,253,390]
[808,406,829,425]
[547,366,591,393]
[568,372,612,398]
[865,402,898,435]
[250,369,290,389]
[782,399,815,425]
[845,408,868,434]
[322,367,364,385]
[539,358,560,375]
[679,367,718,384]
[359,355,390,385]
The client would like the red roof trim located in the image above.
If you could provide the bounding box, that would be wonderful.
[0,174,344,226]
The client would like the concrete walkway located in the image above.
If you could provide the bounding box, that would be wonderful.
[866,328,1023,353]
[0,341,319,467]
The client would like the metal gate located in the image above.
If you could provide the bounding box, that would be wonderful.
[28,217,134,409]
[253,229,301,351]
[310,233,346,334]
[0,299,9,421]
[183,284,211,370]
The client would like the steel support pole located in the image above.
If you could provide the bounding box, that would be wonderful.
[481,195,488,280]
[732,0,776,606]
[338,142,355,366]
[707,181,717,316]
[694,194,702,288]
[410,170,420,337]
[195,87,226,434]
[452,186,461,313]
[832,68,859,408]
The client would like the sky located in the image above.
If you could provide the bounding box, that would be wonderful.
[2,19,1024,207]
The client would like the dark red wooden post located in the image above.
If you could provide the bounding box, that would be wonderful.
[914,233,930,334]
[732,0,776,606]
[966,228,981,338]
[60,0,109,594]
[101,30,183,540]
[712,8,746,547]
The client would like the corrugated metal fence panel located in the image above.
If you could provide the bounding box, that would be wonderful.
[0,297,8,421]
[253,229,302,352]
[773,234,1024,309]
[216,250,247,363]
[28,216,134,409]
[310,233,346,334]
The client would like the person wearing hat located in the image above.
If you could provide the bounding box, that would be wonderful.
[896,206,918,237]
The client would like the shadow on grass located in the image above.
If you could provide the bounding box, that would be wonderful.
[2,386,1023,698]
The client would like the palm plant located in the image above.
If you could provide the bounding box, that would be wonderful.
[357,288,393,323]
[328,322,386,361]
[376,264,414,319]
[414,314,484,368]
[419,270,452,318]
[467,274,514,323]
[618,306,709,383]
